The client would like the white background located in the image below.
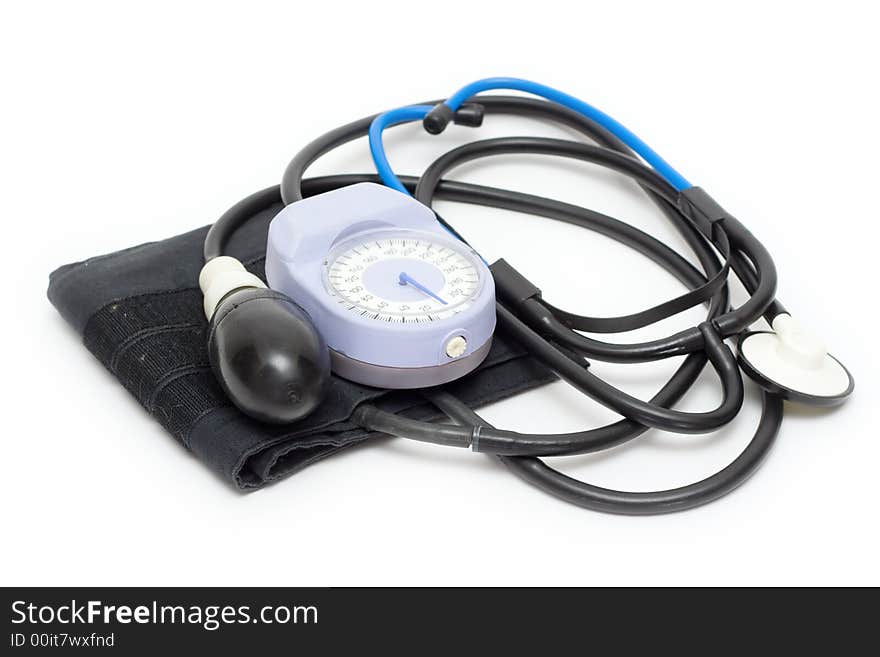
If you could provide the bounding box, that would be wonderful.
[2,1,878,586]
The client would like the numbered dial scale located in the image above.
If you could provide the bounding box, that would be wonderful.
[325,232,481,323]
[265,183,496,389]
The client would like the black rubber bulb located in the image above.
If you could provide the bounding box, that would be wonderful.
[207,287,330,424]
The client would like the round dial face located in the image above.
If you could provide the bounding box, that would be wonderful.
[323,230,484,323]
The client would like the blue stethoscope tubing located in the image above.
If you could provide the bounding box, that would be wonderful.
[368,77,692,195]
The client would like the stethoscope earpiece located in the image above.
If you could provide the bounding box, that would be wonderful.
[737,314,854,406]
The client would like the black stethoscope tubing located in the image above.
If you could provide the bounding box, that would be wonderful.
[204,95,784,514]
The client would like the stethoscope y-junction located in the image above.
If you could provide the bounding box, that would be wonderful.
[197,77,854,514]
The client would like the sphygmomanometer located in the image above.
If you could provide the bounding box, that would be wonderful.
[57,77,855,514]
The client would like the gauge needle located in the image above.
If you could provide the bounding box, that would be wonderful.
[398,272,448,305]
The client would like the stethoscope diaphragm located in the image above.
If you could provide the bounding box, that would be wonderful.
[737,314,854,406]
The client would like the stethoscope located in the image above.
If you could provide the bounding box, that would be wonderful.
[196,78,854,514]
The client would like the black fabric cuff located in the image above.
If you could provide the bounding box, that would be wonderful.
[48,202,556,489]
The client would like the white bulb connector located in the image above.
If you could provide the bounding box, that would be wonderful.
[198,256,266,320]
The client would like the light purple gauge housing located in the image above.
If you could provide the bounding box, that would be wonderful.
[265,183,496,388]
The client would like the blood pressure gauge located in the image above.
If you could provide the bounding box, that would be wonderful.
[265,183,496,388]
[324,230,481,322]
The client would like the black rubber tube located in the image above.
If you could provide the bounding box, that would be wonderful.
[425,389,783,515]
[492,309,744,434]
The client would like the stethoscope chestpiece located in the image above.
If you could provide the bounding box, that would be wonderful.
[737,313,854,406]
